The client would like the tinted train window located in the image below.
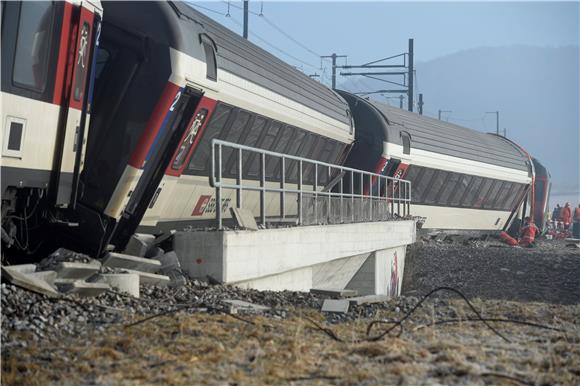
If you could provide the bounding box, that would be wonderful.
[187,104,232,173]
[200,34,217,81]
[450,175,472,206]
[483,181,502,209]
[460,176,483,207]
[286,129,306,182]
[13,1,53,92]
[424,170,445,204]
[239,116,266,177]
[222,110,250,176]
[413,168,435,204]
[473,178,492,208]
[401,131,411,155]
[265,123,286,179]
[493,181,512,210]
[438,172,460,205]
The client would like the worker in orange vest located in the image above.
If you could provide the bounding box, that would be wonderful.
[519,217,539,247]
[561,202,572,230]
[575,204,580,221]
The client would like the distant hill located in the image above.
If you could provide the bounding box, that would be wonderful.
[339,45,579,204]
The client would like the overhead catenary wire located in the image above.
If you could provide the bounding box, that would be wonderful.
[191,3,319,71]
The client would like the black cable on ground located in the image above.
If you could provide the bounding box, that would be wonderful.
[366,286,512,342]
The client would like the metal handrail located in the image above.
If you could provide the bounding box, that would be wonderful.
[210,139,412,229]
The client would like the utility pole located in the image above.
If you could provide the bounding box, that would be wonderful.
[485,111,500,135]
[337,38,416,112]
[321,53,347,89]
[399,95,404,109]
[438,109,452,120]
[243,0,249,39]
[407,38,414,112]
[418,93,423,115]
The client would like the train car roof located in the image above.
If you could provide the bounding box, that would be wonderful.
[339,91,530,172]
[102,1,351,127]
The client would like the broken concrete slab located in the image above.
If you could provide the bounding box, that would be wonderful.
[123,269,170,286]
[347,295,390,306]
[102,252,161,273]
[223,299,270,314]
[123,233,156,257]
[230,207,258,231]
[54,261,102,281]
[5,264,37,274]
[1,266,59,297]
[29,271,58,287]
[63,281,110,297]
[321,299,350,313]
[310,288,358,298]
[97,273,139,298]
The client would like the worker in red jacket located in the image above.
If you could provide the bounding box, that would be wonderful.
[519,217,540,247]
[561,202,572,229]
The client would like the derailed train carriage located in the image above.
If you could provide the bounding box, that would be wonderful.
[1,1,354,257]
[2,0,549,260]
[337,91,547,233]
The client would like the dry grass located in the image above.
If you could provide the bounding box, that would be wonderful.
[2,299,579,386]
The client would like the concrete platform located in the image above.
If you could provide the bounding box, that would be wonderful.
[174,220,415,296]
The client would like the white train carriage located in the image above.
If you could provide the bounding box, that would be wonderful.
[337,91,533,232]
[1,0,103,254]
[73,1,354,254]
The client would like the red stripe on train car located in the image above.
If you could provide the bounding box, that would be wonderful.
[128,82,181,169]
[364,157,389,196]
[165,96,218,177]
[52,2,73,105]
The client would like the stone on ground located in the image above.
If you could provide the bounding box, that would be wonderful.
[1,266,59,297]
[54,261,102,282]
[124,233,157,257]
[223,299,270,314]
[321,299,350,313]
[348,295,390,306]
[102,252,161,273]
[97,273,140,298]
[123,269,170,286]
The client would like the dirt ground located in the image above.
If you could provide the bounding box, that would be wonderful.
[2,239,580,385]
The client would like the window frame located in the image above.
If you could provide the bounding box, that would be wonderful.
[199,33,217,81]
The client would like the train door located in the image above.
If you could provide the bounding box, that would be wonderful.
[109,88,203,251]
[52,2,101,208]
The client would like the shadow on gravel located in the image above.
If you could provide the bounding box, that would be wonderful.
[402,240,580,305]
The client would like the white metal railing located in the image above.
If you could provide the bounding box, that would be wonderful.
[210,139,411,229]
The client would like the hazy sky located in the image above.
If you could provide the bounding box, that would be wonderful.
[195,1,579,85]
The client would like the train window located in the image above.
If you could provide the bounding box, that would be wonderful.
[12,1,54,92]
[438,172,460,206]
[460,176,483,207]
[401,131,411,155]
[2,117,26,158]
[505,184,524,210]
[494,181,513,210]
[247,121,279,177]
[269,125,293,179]
[303,136,325,184]
[186,104,232,173]
[483,180,502,209]
[200,34,217,81]
[286,129,306,182]
[473,178,492,208]
[239,116,266,177]
[413,167,435,204]
[424,170,446,204]
[450,175,472,206]
[223,110,251,176]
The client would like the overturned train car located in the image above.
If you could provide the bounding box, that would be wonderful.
[1,1,354,257]
[338,91,546,233]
